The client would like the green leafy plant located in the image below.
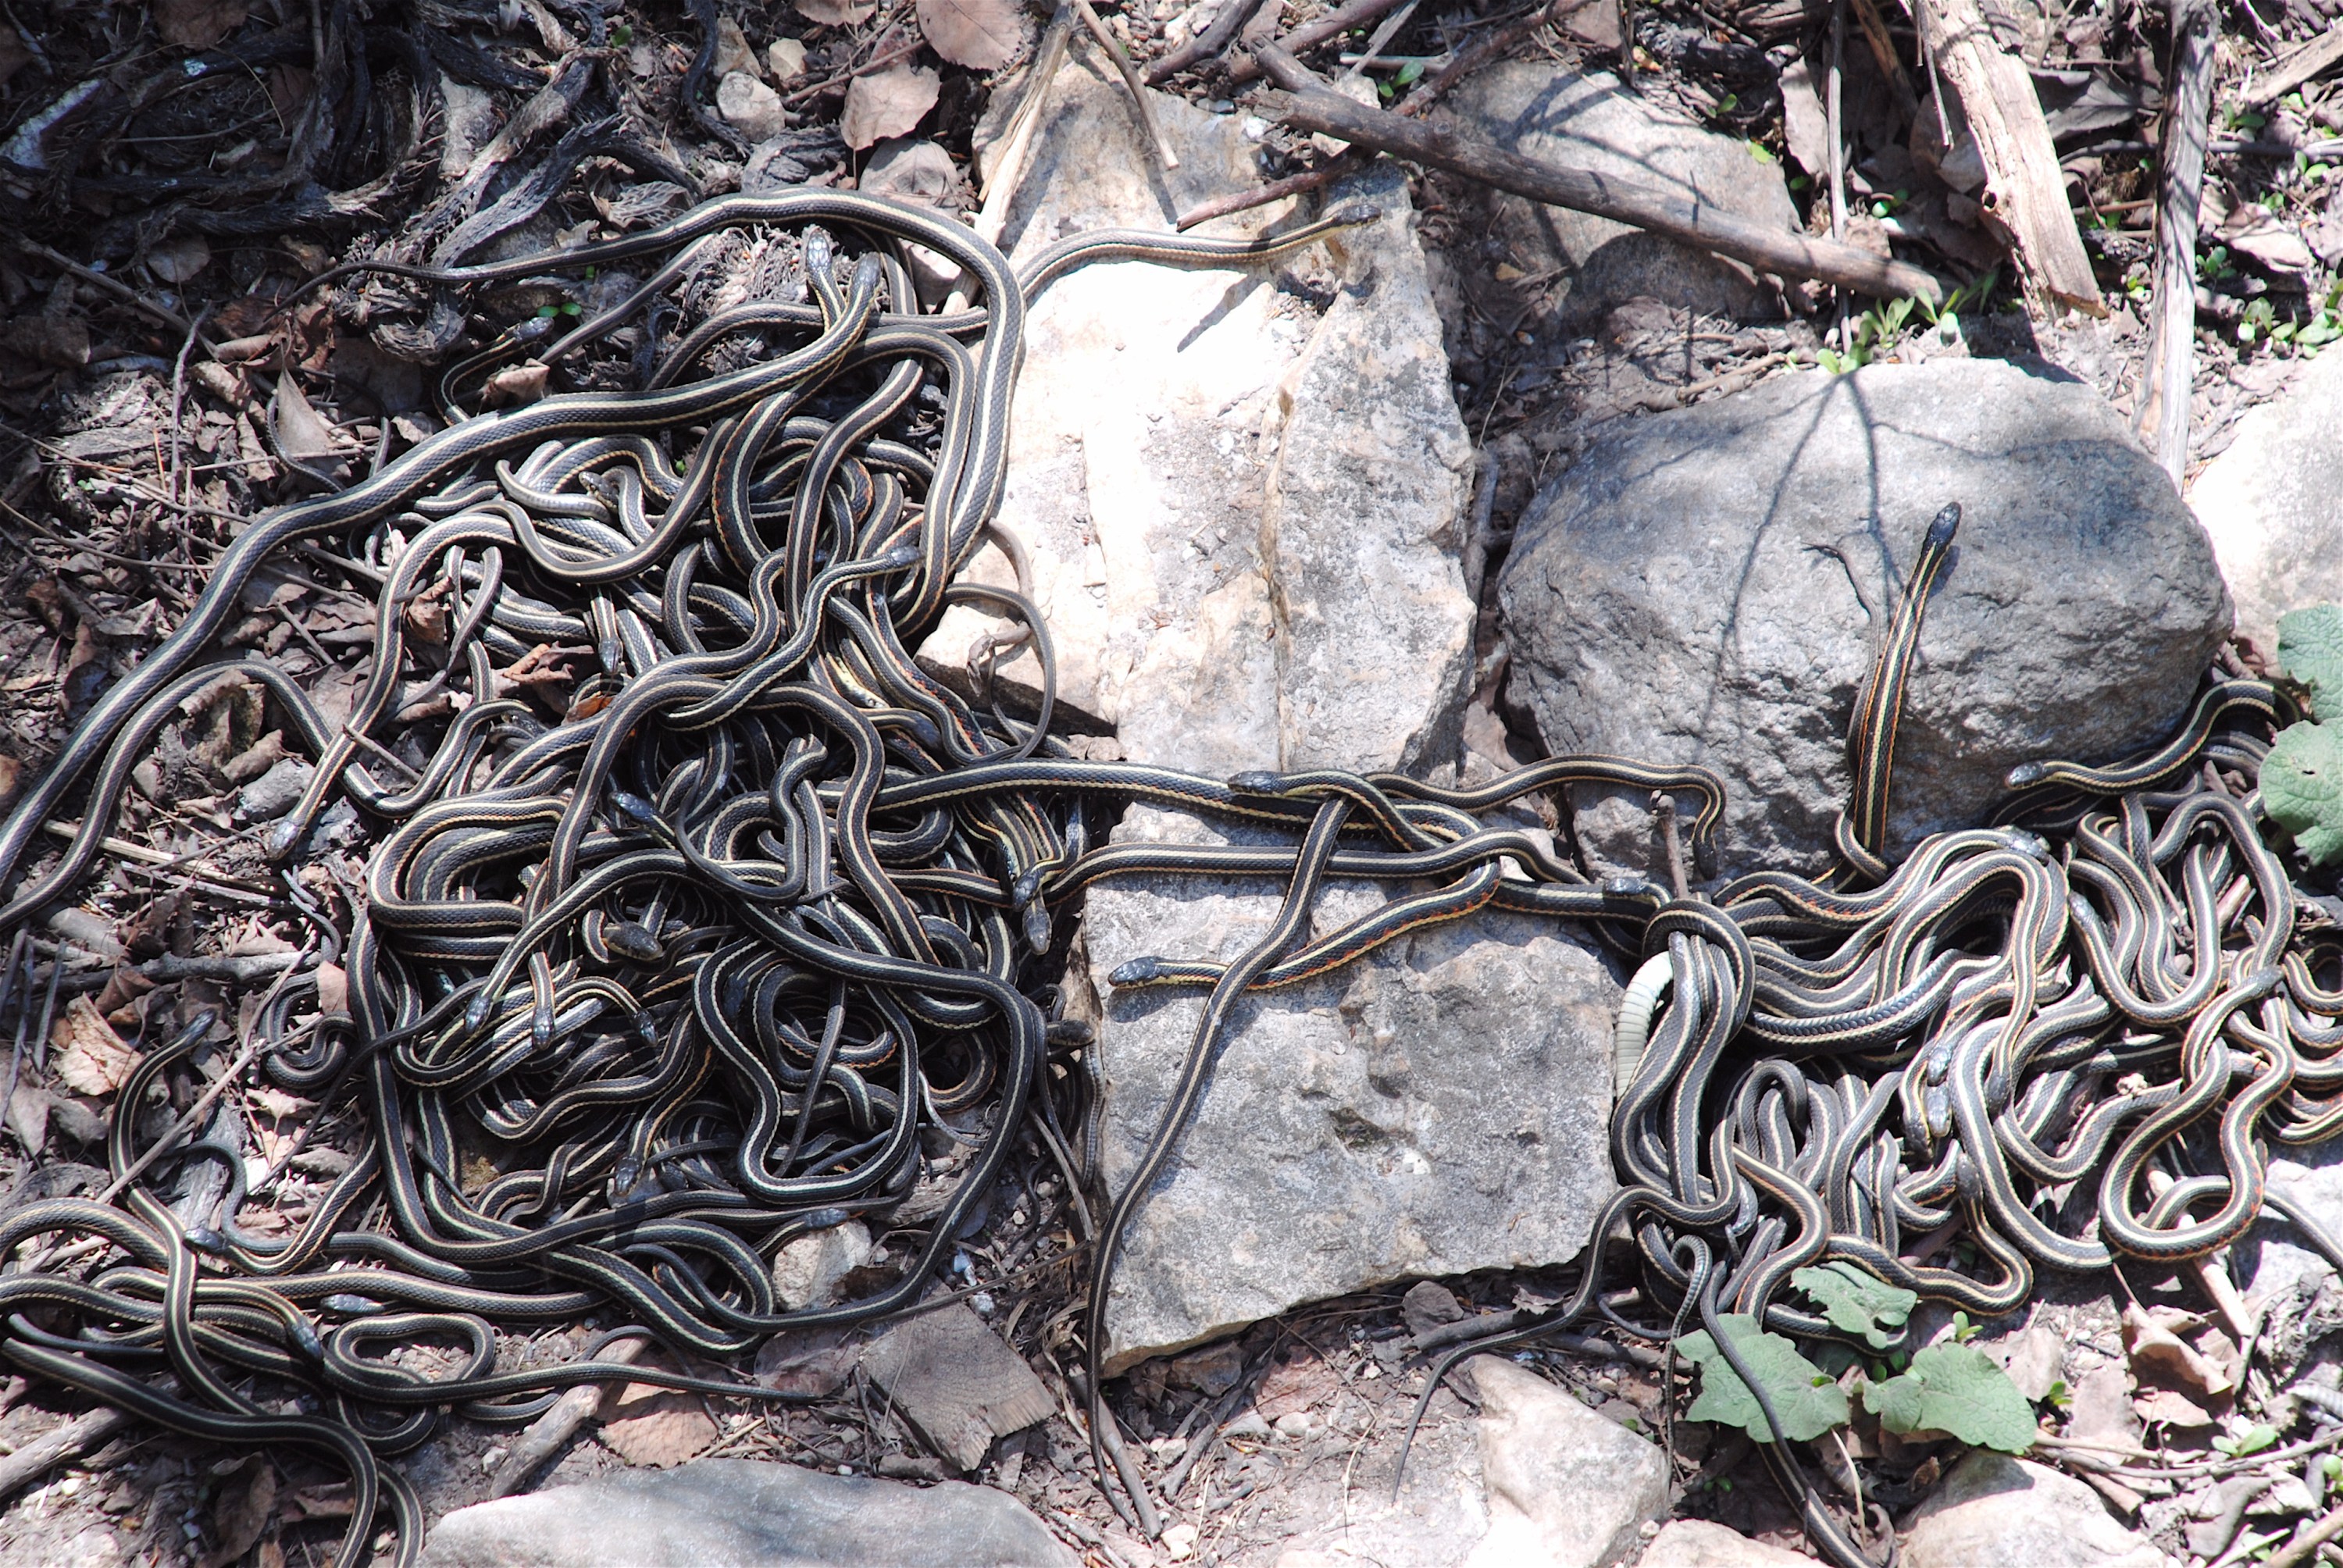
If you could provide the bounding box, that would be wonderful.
[1794,1263,1917,1351]
[1677,1315,1850,1442]
[1869,189,1910,219]
[1950,1310,1982,1343]
[2260,606,2343,864]
[2214,1424,2280,1458]
[2042,1378,2071,1411]
[2199,245,2237,284]
[1863,1343,2036,1452]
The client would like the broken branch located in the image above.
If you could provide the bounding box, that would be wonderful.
[1254,47,1943,305]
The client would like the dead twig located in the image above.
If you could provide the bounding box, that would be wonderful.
[488,1333,651,1498]
[2243,20,2343,106]
[0,1407,133,1504]
[1175,151,1366,229]
[1146,0,1279,83]
[1072,0,1180,169]
[1226,0,1420,84]
[2141,0,2217,486]
[1254,47,1944,304]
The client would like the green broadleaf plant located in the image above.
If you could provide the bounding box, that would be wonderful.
[1792,1262,1917,1351]
[1677,1314,1849,1442]
[1862,1342,2036,1452]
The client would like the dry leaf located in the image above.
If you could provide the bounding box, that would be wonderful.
[199,1460,276,1568]
[52,995,143,1096]
[483,363,549,406]
[797,0,877,25]
[314,961,348,1017]
[2122,1303,2234,1400]
[916,0,1024,69]
[5,1087,47,1158]
[155,0,250,48]
[0,29,30,91]
[840,64,940,150]
[145,233,211,284]
[2132,1386,2215,1428]
[753,1327,858,1397]
[269,376,349,466]
[597,1374,718,1467]
[0,754,20,807]
[0,317,91,369]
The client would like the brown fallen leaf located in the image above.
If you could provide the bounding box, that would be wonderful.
[145,233,212,285]
[269,375,351,472]
[0,28,30,91]
[5,1087,48,1158]
[199,1459,276,1568]
[156,0,250,48]
[797,0,877,24]
[2133,1386,2216,1429]
[2122,1303,2234,1400]
[482,363,549,406]
[0,317,91,369]
[840,64,940,151]
[916,0,1024,69]
[52,995,143,1096]
[753,1327,859,1397]
[597,1371,718,1467]
[314,961,348,1017]
[0,754,20,808]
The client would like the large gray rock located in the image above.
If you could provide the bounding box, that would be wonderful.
[2188,347,2343,657]
[1088,896,1619,1370]
[1901,1453,2173,1568]
[1463,1356,1667,1568]
[1499,360,2233,879]
[946,52,1618,1371]
[1446,66,1801,330]
[417,1459,1078,1567]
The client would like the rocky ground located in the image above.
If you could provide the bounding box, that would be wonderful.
[5,0,2343,1566]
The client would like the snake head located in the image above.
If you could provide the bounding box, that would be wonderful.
[2005,761,2048,789]
[610,788,660,826]
[1322,203,1382,230]
[1225,771,1284,795]
[1022,900,1053,953]
[1108,956,1167,986]
[1924,501,1962,549]
[462,994,494,1033]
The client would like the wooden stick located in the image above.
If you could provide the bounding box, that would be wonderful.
[0,1406,132,1502]
[1145,0,1277,82]
[487,1334,651,1498]
[1175,151,1364,229]
[2142,0,2216,486]
[2243,20,2343,106]
[1225,0,1417,83]
[1900,0,2103,317]
[1072,0,1179,169]
[1254,48,1943,304]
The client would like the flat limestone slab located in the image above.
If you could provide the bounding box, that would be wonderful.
[417,1458,1079,1568]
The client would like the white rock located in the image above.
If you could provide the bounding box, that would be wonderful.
[769,36,809,80]
[717,69,788,143]
[1639,1520,1826,1567]
[2187,347,2343,656]
[1461,1356,1666,1568]
[940,53,1614,1377]
[1902,1452,2176,1568]
[770,1219,873,1309]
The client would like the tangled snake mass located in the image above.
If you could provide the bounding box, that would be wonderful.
[0,191,2334,1568]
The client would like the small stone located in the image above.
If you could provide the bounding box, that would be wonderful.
[1902,1452,2174,1568]
[713,15,761,78]
[2189,346,2343,654]
[478,1446,506,1474]
[1639,1520,1825,1566]
[1167,1339,1245,1397]
[1401,1280,1467,1339]
[237,756,315,821]
[770,1220,872,1310]
[1221,1409,1271,1441]
[717,70,788,142]
[415,1459,1078,1567]
[768,36,808,79]
[1464,1356,1667,1568]
[1272,1410,1318,1439]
